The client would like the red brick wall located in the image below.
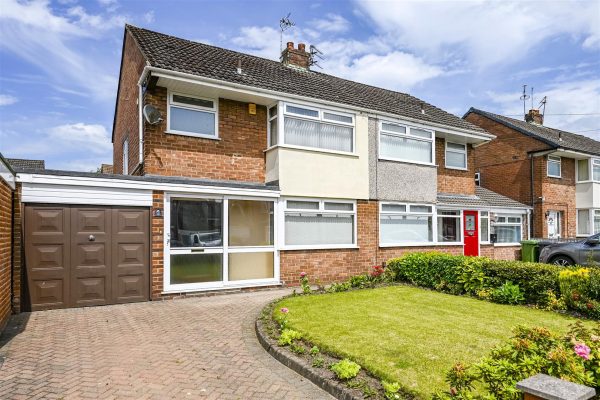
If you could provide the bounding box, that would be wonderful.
[12,184,21,314]
[0,178,13,329]
[113,31,146,175]
[436,138,476,195]
[467,113,577,238]
[480,245,521,260]
[142,87,267,182]
[151,191,164,299]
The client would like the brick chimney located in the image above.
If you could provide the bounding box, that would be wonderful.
[281,42,310,70]
[525,109,544,125]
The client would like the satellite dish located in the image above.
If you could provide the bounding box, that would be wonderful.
[143,104,163,125]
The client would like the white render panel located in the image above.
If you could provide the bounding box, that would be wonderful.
[21,182,153,206]
[576,182,600,209]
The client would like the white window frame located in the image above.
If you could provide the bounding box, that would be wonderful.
[379,202,436,247]
[445,141,468,170]
[277,102,356,155]
[479,211,490,244]
[577,209,592,237]
[166,91,219,139]
[122,138,129,175]
[267,103,278,148]
[578,159,600,183]
[163,193,279,293]
[436,209,463,245]
[492,214,523,245]
[594,159,600,182]
[547,155,562,178]
[378,119,435,166]
[280,197,357,250]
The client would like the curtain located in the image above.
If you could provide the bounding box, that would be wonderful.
[380,134,432,163]
[285,214,354,245]
[284,117,353,152]
[495,226,521,243]
[446,151,466,168]
[578,210,590,235]
[380,215,432,243]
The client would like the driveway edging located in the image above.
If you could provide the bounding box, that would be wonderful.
[255,316,361,400]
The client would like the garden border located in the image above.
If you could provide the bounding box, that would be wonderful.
[255,307,362,400]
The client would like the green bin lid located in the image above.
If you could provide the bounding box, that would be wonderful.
[520,240,539,244]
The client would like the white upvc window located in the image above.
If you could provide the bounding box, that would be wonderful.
[167,92,218,139]
[379,202,434,246]
[280,102,355,153]
[437,209,462,243]
[445,141,467,170]
[283,198,356,249]
[576,159,600,182]
[379,120,435,165]
[480,211,490,243]
[122,138,129,175]
[268,104,278,147]
[577,209,592,236]
[547,155,561,178]
[594,160,600,181]
[595,210,600,234]
[493,214,522,244]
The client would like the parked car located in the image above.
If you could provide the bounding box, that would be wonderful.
[539,234,600,266]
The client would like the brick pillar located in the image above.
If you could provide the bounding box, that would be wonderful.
[12,183,22,313]
[151,191,164,299]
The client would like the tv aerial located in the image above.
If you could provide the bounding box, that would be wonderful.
[309,45,325,69]
[143,104,164,125]
[520,85,530,118]
[279,13,295,52]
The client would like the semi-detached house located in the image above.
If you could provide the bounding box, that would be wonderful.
[2,25,531,317]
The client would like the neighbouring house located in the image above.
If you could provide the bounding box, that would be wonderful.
[465,107,600,239]
[6,158,45,172]
[4,25,531,315]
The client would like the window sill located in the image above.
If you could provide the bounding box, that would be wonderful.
[378,157,436,167]
[165,130,220,140]
[547,175,562,179]
[265,144,358,158]
[162,279,281,294]
[281,244,359,251]
[445,165,469,171]
[493,243,521,247]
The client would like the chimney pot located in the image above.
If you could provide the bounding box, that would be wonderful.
[298,43,306,52]
[525,109,544,125]
[281,41,310,70]
[287,41,294,50]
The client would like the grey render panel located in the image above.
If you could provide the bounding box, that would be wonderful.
[368,117,437,202]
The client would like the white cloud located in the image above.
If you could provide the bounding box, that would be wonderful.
[355,0,600,68]
[143,10,155,24]
[0,94,18,106]
[48,123,112,155]
[487,79,600,140]
[0,0,123,99]
[231,26,282,59]
[310,13,350,33]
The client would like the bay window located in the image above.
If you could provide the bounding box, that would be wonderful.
[268,105,278,147]
[594,160,600,181]
[168,92,218,138]
[437,210,461,242]
[284,199,355,248]
[547,155,561,178]
[281,103,354,152]
[445,142,467,169]
[596,210,600,234]
[493,215,522,244]
[577,159,600,182]
[379,121,434,164]
[380,203,433,245]
[578,209,591,236]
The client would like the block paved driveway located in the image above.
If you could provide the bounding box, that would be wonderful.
[0,289,333,399]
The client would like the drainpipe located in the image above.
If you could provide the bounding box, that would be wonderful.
[530,155,535,238]
[138,83,144,168]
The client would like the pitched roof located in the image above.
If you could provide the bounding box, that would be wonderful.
[7,158,45,172]
[125,25,487,135]
[437,187,530,209]
[465,108,600,156]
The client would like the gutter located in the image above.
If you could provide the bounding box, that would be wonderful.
[137,66,495,141]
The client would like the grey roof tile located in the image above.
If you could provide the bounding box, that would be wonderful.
[437,187,530,209]
[126,25,488,134]
[465,108,600,156]
[7,158,45,172]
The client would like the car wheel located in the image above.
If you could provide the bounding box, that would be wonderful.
[551,255,574,266]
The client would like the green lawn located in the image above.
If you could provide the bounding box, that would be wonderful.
[276,285,588,397]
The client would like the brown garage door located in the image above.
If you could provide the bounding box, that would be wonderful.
[24,205,150,311]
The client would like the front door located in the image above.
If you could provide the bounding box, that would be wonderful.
[547,211,561,238]
[463,210,479,256]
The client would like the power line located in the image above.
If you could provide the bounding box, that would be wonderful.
[504,113,600,116]
[572,128,600,133]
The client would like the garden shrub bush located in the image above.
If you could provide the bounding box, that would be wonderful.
[386,252,600,317]
[434,322,600,399]
[330,359,361,380]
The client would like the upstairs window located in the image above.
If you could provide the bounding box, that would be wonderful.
[594,159,600,181]
[282,103,354,153]
[547,155,561,178]
[168,92,218,138]
[268,105,278,147]
[379,121,434,164]
[445,142,467,169]
[578,159,590,181]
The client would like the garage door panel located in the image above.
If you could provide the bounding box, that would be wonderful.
[25,205,149,310]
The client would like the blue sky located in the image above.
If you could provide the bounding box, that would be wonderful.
[0,0,599,171]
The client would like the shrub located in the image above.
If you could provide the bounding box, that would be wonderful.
[382,380,403,400]
[278,329,303,346]
[435,323,600,399]
[328,281,352,293]
[312,356,324,368]
[300,272,311,294]
[290,342,305,354]
[490,281,525,305]
[330,359,361,380]
[309,346,320,356]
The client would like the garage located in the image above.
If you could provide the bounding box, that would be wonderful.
[24,205,149,310]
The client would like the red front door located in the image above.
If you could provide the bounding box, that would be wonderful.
[463,211,479,256]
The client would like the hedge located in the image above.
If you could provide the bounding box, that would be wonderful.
[386,252,600,317]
